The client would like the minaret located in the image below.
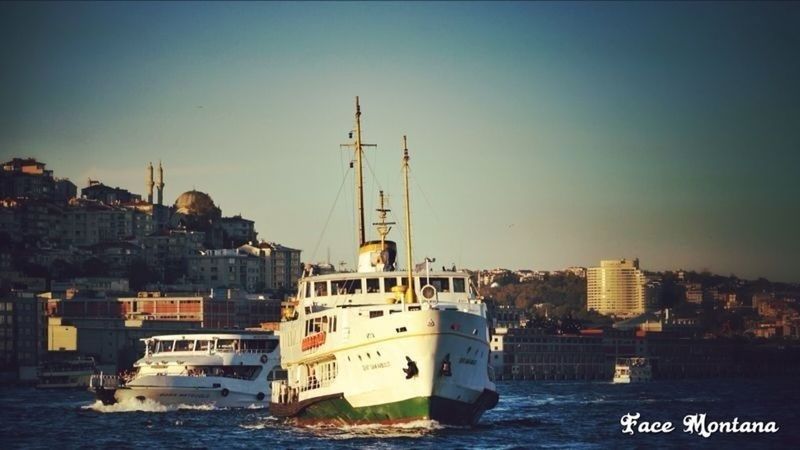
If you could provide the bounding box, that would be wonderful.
[156,161,165,206]
[146,162,154,204]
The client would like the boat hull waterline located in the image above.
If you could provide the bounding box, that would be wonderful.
[272,308,498,425]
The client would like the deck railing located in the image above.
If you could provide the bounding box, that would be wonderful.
[89,373,120,390]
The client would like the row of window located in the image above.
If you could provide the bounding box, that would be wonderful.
[153,338,278,353]
[303,277,468,298]
[305,316,337,336]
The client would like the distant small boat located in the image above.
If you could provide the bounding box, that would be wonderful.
[613,357,651,383]
[89,332,282,408]
[37,356,97,389]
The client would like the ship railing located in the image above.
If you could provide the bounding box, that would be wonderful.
[298,374,335,393]
[271,380,300,405]
[89,373,121,390]
[270,375,335,404]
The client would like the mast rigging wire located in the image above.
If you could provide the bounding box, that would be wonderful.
[309,166,353,264]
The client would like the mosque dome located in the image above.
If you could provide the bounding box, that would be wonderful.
[174,190,220,217]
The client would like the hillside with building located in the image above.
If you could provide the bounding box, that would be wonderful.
[480,259,800,381]
[0,157,300,383]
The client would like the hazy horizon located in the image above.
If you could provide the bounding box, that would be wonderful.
[2,2,798,282]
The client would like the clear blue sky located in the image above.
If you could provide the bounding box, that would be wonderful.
[1,2,798,281]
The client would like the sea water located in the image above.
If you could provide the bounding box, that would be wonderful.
[1,378,798,449]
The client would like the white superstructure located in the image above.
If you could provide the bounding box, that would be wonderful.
[89,332,282,408]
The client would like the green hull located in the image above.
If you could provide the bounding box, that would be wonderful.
[274,389,499,426]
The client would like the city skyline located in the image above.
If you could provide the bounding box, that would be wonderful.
[2,2,798,282]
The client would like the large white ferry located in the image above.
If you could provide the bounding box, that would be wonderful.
[269,98,498,425]
[89,332,282,407]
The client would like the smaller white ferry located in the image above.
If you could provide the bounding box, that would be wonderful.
[613,357,652,383]
[37,356,97,389]
[89,332,282,408]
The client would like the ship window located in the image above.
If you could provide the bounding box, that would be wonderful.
[384,277,399,292]
[267,368,288,381]
[453,278,466,293]
[369,310,383,318]
[174,340,192,351]
[328,316,337,333]
[333,279,360,295]
[304,283,310,298]
[156,341,173,353]
[242,339,278,352]
[310,316,327,333]
[366,278,380,293]
[196,340,211,352]
[429,277,450,293]
[217,339,237,351]
[315,281,328,297]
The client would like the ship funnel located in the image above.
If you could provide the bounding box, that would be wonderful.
[357,240,397,273]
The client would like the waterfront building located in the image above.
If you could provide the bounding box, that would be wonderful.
[491,305,530,328]
[47,316,200,372]
[612,310,699,336]
[490,327,507,375]
[50,277,130,295]
[0,292,47,383]
[587,258,647,317]
[502,328,607,380]
[44,291,281,371]
[45,292,281,329]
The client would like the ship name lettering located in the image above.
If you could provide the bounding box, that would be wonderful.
[362,361,391,371]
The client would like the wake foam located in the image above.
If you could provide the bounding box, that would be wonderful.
[298,419,450,439]
[82,397,221,413]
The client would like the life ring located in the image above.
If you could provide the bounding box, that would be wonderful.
[260,354,268,364]
[421,284,438,305]
[221,388,229,397]
[256,392,265,401]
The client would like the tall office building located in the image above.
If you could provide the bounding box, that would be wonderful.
[587,258,646,317]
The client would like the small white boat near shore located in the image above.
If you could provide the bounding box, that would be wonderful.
[89,332,283,408]
[613,357,652,383]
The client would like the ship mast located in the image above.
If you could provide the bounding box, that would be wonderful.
[373,190,394,254]
[402,135,416,303]
[340,96,376,248]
